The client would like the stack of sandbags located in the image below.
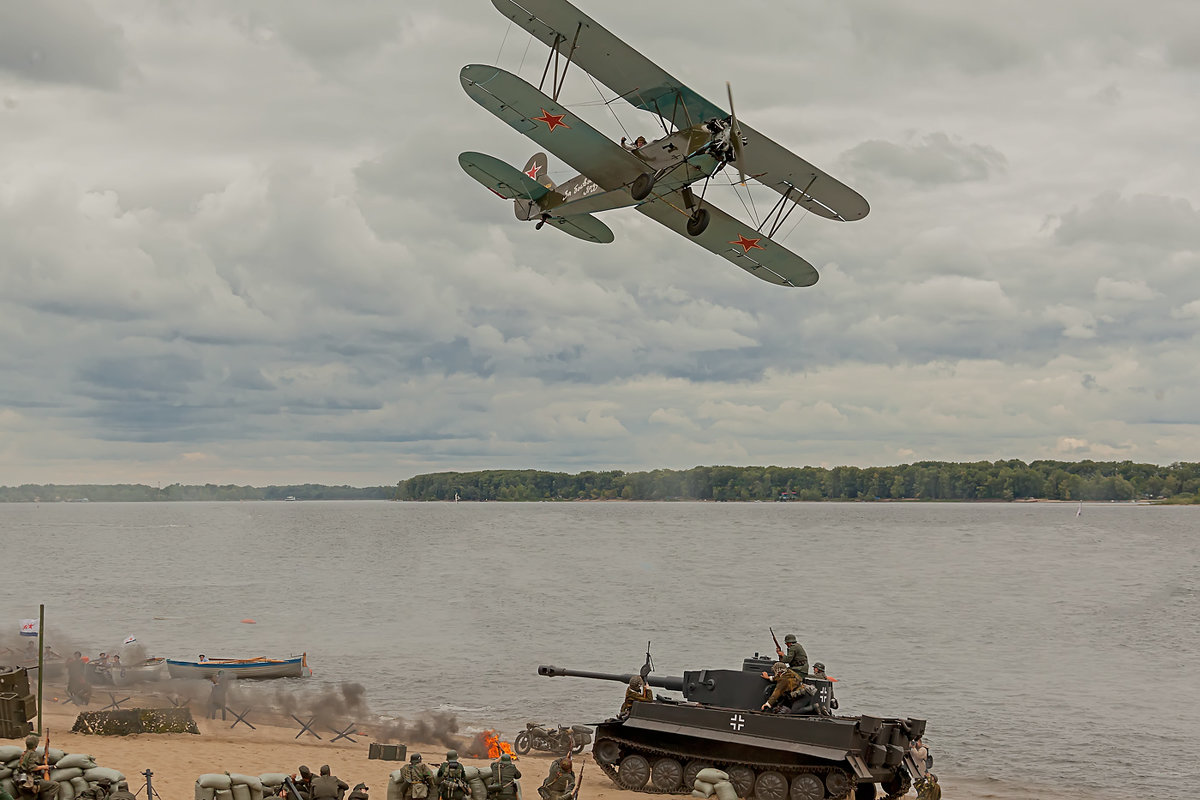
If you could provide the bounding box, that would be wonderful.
[195,773,269,800]
[259,774,290,795]
[462,766,488,800]
[387,769,406,800]
[0,747,124,800]
[693,768,737,800]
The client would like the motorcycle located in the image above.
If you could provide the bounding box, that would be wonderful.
[513,722,592,755]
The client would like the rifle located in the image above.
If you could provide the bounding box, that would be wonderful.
[570,762,584,800]
[639,642,653,681]
[770,627,783,657]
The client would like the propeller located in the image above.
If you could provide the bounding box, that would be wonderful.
[726,81,747,185]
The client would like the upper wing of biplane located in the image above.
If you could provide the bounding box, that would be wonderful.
[636,192,819,288]
[490,0,870,222]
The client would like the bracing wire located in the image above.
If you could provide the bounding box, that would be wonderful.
[725,171,756,226]
[780,205,811,243]
[518,33,534,75]
[586,71,632,141]
[494,20,513,65]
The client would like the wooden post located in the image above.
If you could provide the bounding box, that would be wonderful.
[37,603,45,735]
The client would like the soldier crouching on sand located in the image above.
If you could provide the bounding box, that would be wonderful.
[538,756,574,800]
[16,735,59,800]
[399,754,435,800]
[485,754,520,800]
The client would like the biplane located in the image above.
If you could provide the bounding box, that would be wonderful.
[457,0,870,287]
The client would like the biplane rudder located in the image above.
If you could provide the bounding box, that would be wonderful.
[515,153,554,220]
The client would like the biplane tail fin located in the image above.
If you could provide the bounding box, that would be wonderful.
[522,153,554,190]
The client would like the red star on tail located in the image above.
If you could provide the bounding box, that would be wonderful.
[525,163,541,179]
[532,109,570,132]
[729,234,765,253]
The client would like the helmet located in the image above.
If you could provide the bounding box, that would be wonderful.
[772,661,787,674]
[784,634,797,644]
[25,734,39,749]
[446,750,458,761]
[410,754,422,763]
[812,662,826,673]
[628,676,643,689]
[500,754,512,763]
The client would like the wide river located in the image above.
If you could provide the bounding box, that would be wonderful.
[3,501,1196,799]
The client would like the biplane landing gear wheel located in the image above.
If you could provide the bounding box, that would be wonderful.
[686,207,710,236]
[535,213,550,230]
[631,173,655,201]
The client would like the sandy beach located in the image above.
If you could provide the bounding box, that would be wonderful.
[24,689,1021,800]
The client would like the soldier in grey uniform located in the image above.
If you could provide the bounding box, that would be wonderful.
[310,766,348,800]
[776,634,808,678]
[399,754,435,800]
[537,756,574,800]
[436,751,470,800]
[485,754,520,800]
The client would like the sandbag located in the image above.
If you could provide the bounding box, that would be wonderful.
[713,781,737,800]
[59,779,76,800]
[692,781,714,798]
[468,776,487,799]
[387,778,403,800]
[229,775,263,791]
[199,774,234,790]
[461,767,478,781]
[691,793,710,799]
[56,755,97,771]
[0,747,22,762]
[0,778,13,798]
[71,777,90,795]
[215,789,234,800]
[84,768,125,784]
[259,775,289,788]
[0,768,11,780]
[231,784,252,800]
[35,748,66,764]
[196,785,218,800]
[50,768,84,782]
[695,770,728,785]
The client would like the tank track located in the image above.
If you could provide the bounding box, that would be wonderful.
[591,733,865,800]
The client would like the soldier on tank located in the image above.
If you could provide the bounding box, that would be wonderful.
[399,754,435,800]
[619,675,652,717]
[761,662,814,713]
[16,734,59,800]
[436,751,471,800]
[809,662,838,715]
[775,634,808,678]
[537,756,574,800]
[485,753,520,800]
[310,766,348,800]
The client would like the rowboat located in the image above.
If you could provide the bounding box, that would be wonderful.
[166,653,310,680]
[111,657,168,686]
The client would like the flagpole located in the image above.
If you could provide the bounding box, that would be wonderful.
[37,603,44,735]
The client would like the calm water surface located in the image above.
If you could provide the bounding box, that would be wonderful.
[3,501,1197,800]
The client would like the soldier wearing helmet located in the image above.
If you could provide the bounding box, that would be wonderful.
[619,674,652,718]
[399,754,434,800]
[436,751,470,800]
[775,633,809,679]
[485,752,521,800]
[537,756,574,800]
[761,662,813,713]
[16,734,59,800]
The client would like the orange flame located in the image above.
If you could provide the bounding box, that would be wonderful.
[484,729,517,760]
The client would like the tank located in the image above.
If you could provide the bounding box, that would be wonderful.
[538,655,925,800]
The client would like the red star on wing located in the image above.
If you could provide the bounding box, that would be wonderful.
[525,163,541,179]
[532,109,570,132]
[729,234,765,253]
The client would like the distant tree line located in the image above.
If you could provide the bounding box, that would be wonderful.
[396,461,1200,503]
[0,483,394,502]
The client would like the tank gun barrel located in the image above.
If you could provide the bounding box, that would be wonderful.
[538,665,685,692]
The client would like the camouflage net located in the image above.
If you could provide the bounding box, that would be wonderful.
[72,707,199,735]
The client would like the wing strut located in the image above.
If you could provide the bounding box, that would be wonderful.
[758,175,819,237]
[537,23,583,102]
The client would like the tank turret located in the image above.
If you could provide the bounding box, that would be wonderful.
[538,655,926,800]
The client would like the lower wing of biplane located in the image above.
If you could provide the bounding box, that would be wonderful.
[458,64,821,287]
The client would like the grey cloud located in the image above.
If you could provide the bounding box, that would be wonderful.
[1053,192,1200,249]
[842,133,1006,185]
[0,0,129,88]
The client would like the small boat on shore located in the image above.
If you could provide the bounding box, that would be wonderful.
[166,653,310,680]
[111,657,168,686]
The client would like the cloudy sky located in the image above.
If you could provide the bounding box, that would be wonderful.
[1,0,1198,486]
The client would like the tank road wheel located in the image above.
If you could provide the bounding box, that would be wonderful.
[789,774,824,800]
[651,759,683,792]
[686,208,710,236]
[631,173,655,201]
[617,754,652,790]
[726,766,756,798]
[854,783,877,800]
[825,770,852,800]
[880,772,910,800]
[683,762,715,790]
[753,771,789,800]
[513,731,532,755]
[593,739,621,765]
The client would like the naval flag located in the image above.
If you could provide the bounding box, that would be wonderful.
[19,619,38,637]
